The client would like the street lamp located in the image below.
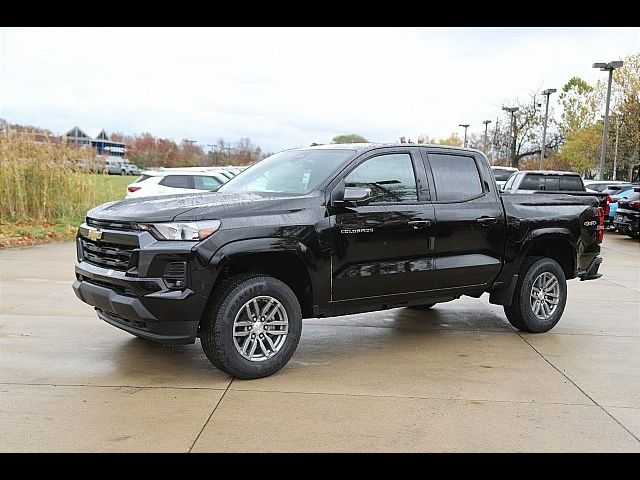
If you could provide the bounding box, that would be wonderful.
[593,60,624,180]
[540,88,557,169]
[482,120,492,155]
[458,124,470,148]
[502,106,519,167]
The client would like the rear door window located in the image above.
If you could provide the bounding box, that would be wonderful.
[520,174,545,190]
[623,192,640,202]
[559,176,584,191]
[427,154,483,201]
[194,175,222,191]
[544,176,560,191]
[159,175,191,189]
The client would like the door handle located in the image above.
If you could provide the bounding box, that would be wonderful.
[476,216,497,226]
[407,220,431,229]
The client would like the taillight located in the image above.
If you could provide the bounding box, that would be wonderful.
[128,186,141,193]
[631,201,640,209]
[607,195,616,203]
[604,196,611,217]
[596,207,604,244]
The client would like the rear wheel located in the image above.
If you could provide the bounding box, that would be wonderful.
[504,257,567,333]
[201,274,302,379]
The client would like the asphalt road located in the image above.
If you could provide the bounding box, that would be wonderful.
[1,234,639,452]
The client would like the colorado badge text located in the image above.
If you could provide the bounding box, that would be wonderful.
[340,228,374,234]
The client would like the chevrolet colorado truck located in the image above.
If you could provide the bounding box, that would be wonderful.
[73,144,604,379]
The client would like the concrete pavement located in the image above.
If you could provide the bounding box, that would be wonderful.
[1,235,639,452]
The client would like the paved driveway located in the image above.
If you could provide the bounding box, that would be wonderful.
[1,234,639,452]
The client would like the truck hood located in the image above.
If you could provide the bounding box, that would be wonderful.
[86,191,322,223]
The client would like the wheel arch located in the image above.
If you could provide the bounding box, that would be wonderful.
[207,238,317,319]
[520,229,576,279]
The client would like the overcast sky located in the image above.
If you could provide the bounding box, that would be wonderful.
[1,27,638,152]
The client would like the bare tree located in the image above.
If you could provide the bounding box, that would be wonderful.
[493,92,563,168]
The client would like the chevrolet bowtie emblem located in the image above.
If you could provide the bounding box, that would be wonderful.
[88,228,103,241]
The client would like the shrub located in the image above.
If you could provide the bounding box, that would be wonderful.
[0,134,104,223]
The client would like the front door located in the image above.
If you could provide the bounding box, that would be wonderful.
[329,149,435,301]
[423,151,505,289]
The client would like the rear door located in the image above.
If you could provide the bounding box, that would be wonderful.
[422,150,505,289]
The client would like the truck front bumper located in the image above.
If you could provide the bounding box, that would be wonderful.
[73,275,203,344]
[73,224,212,344]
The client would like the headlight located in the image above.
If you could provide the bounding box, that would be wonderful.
[136,220,221,241]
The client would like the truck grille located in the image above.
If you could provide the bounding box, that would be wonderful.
[80,238,134,271]
[87,218,134,231]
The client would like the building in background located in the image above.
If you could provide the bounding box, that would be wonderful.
[62,126,126,157]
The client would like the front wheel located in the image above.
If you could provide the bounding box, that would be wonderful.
[201,274,302,379]
[504,257,567,333]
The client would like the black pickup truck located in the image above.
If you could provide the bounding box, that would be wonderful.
[73,144,604,379]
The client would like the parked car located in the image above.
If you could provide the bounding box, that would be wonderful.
[608,186,639,229]
[502,170,586,193]
[104,157,126,175]
[583,180,631,193]
[491,166,518,190]
[124,163,141,176]
[211,169,236,180]
[74,143,603,379]
[125,170,229,198]
[601,184,633,196]
[613,187,640,239]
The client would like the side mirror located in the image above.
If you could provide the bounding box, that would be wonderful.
[343,187,372,206]
[331,180,372,207]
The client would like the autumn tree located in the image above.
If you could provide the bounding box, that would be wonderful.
[558,77,599,135]
[556,77,602,177]
[332,134,369,143]
[415,133,462,146]
[207,137,263,166]
[606,53,640,180]
[556,52,640,180]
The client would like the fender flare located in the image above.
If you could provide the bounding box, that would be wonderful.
[207,236,320,295]
[516,227,576,272]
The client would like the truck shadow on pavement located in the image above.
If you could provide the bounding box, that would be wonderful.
[109,303,514,380]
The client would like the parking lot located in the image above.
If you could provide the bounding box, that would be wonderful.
[1,234,638,452]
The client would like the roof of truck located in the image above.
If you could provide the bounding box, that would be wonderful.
[519,170,581,176]
[304,142,482,154]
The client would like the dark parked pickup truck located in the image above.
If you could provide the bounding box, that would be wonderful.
[73,144,604,379]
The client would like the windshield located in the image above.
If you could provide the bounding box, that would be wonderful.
[218,149,355,195]
[492,169,516,181]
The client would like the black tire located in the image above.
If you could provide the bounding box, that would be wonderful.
[407,303,436,310]
[503,257,567,333]
[200,274,302,379]
[120,169,126,175]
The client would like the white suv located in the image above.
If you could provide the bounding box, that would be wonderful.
[125,169,230,198]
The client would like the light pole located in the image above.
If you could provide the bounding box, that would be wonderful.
[458,124,470,148]
[482,120,492,155]
[540,88,557,169]
[613,114,620,180]
[502,106,519,167]
[593,60,624,180]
